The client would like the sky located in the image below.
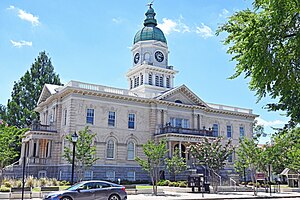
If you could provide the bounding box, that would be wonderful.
[0,0,288,143]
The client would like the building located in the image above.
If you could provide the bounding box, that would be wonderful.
[12,5,257,182]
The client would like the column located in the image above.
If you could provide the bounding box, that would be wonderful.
[36,139,40,158]
[29,139,34,157]
[179,141,182,157]
[168,141,172,157]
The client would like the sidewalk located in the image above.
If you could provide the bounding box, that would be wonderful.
[128,191,300,200]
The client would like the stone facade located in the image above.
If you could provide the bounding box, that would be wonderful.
[8,5,258,183]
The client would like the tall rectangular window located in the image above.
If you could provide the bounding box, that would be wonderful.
[166,77,170,88]
[64,109,67,125]
[240,126,245,138]
[183,119,189,128]
[148,74,152,85]
[86,109,94,124]
[212,124,219,137]
[141,74,143,85]
[228,153,233,162]
[128,113,135,129]
[108,111,116,127]
[159,76,163,87]
[227,125,232,138]
[155,75,159,86]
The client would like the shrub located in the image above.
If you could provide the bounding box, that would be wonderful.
[39,178,47,187]
[12,180,22,188]
[0,186,10,192]
[26,176,35,188]
[59,180,71,186]
[168,182,175,187]
[179,181,187,187]
[173,182,180,187]
[50,178,58,186]
[248,182,254,186]
[4,181,12,188]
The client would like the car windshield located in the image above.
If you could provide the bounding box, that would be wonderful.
[66,182,84,191]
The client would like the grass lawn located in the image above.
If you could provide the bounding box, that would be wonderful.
[136,185,153,189]
[32,186,70,192]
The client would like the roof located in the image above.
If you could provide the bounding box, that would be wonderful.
[133,5,167,44]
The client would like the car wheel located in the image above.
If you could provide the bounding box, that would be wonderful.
[108,194,120,200]
[61,196,72,200]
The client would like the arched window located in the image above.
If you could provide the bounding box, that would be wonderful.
[127,142,135,160]
[106,140,115,159]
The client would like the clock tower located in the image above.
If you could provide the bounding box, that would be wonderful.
[126,4,177,97]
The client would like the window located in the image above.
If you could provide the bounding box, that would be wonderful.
[106,171,115,181]
[227,125,232,138]
[127,171,135,181]
[159,76,163,87]
[175,100,182,104]
[127,142,135,160]
[106,140,114,159]
[134,77,137,87]
[212,124,219,137]
[137,77,139,86]
[64,109,67,125]
[148,74,152,85]
[183,119,189,128]
[108,111,116,127]
[128,113,135,129]
[38,171,47,178]
[170,117,189,128]
[240,126,245,138]
[130,79,133,89]
[175,118,182,127]
[141,74,143,85]
[155,75,159,86]
[166,77,170,88]
[86,109,94,124]
[228,153,233,162]
[84,171,93,180]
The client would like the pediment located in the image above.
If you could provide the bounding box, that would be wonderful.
[155,85,207,107]
[37,84,62,105]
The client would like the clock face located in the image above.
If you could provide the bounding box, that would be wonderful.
[155,51,164,62]
[134,53,140,64]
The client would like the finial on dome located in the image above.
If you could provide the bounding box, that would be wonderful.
[144,1,157,27]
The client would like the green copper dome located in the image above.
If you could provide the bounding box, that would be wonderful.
[133,5,167,44]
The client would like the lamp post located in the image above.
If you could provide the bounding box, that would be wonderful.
[71,132,78,185]
[21,143,27,200]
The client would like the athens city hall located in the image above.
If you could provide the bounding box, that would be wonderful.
[10,6,257,182]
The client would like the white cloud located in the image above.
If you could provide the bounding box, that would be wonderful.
[157,17,190,35]
[10,40,32,48]
[256,117,287,127]
[112,17,123,24]
[195,23,214,38]
[7,5,40,26]
[219,8,229,18]
[7,5,15,10]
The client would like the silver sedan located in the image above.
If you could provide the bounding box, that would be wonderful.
[43,180,127,200]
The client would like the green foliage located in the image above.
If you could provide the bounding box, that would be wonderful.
[0,123,27,185]
[165,148,187,181]
[0,104,6,122]
[187,137,234,172]
[269,128,300,173]
[0,186,10,192]
[235,137,263,174]
[6,51,62,128]
[135,139,168,195]
[63,127,99,181]
[217,0,300,126]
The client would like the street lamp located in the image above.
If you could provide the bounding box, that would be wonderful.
[71,132,78,185]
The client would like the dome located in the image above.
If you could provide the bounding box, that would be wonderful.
[133,5,167,44]
[134,26,167,44]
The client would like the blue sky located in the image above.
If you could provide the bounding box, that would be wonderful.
[0,0,288,143]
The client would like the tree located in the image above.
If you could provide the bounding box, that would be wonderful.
[135,139,168,195]
[165,148,187,181]
[63,127,99,182]
[217,0,300,126]
[187,137,234,173]
[269,128,300,173]
[6,51,62,128]
[0,104,6,122]
[0,123,27,185]
[234,137,264,195]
